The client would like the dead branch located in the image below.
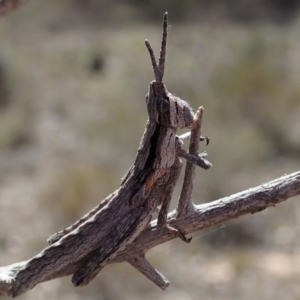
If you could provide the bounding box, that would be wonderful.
[0,170,299,297]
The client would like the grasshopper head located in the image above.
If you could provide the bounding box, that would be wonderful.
[146,81,193,129]
[144,13,194,129]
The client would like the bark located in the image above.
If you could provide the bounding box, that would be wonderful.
[0,170,299,297]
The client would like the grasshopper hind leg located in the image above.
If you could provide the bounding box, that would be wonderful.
[156,156,192,243]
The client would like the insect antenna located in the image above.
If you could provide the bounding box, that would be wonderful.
[158,12,168,80]
[145,39,162,82]
[145,12,169,83]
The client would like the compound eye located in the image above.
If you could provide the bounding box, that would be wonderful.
[147,96,171,126]
[169,95,193,128]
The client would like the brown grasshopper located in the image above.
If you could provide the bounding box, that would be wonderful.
[9,12,211,297]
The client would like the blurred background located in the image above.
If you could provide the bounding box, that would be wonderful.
[0,1,300,299]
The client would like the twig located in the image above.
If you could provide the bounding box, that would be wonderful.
[177,107,205,216]
[0,170,299,297]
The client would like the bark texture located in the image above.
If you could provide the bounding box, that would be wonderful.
[0,170,299,297]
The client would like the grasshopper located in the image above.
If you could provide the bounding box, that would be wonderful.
[10,12,211,297]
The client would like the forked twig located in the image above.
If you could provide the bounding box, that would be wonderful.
[0,171,300,296]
